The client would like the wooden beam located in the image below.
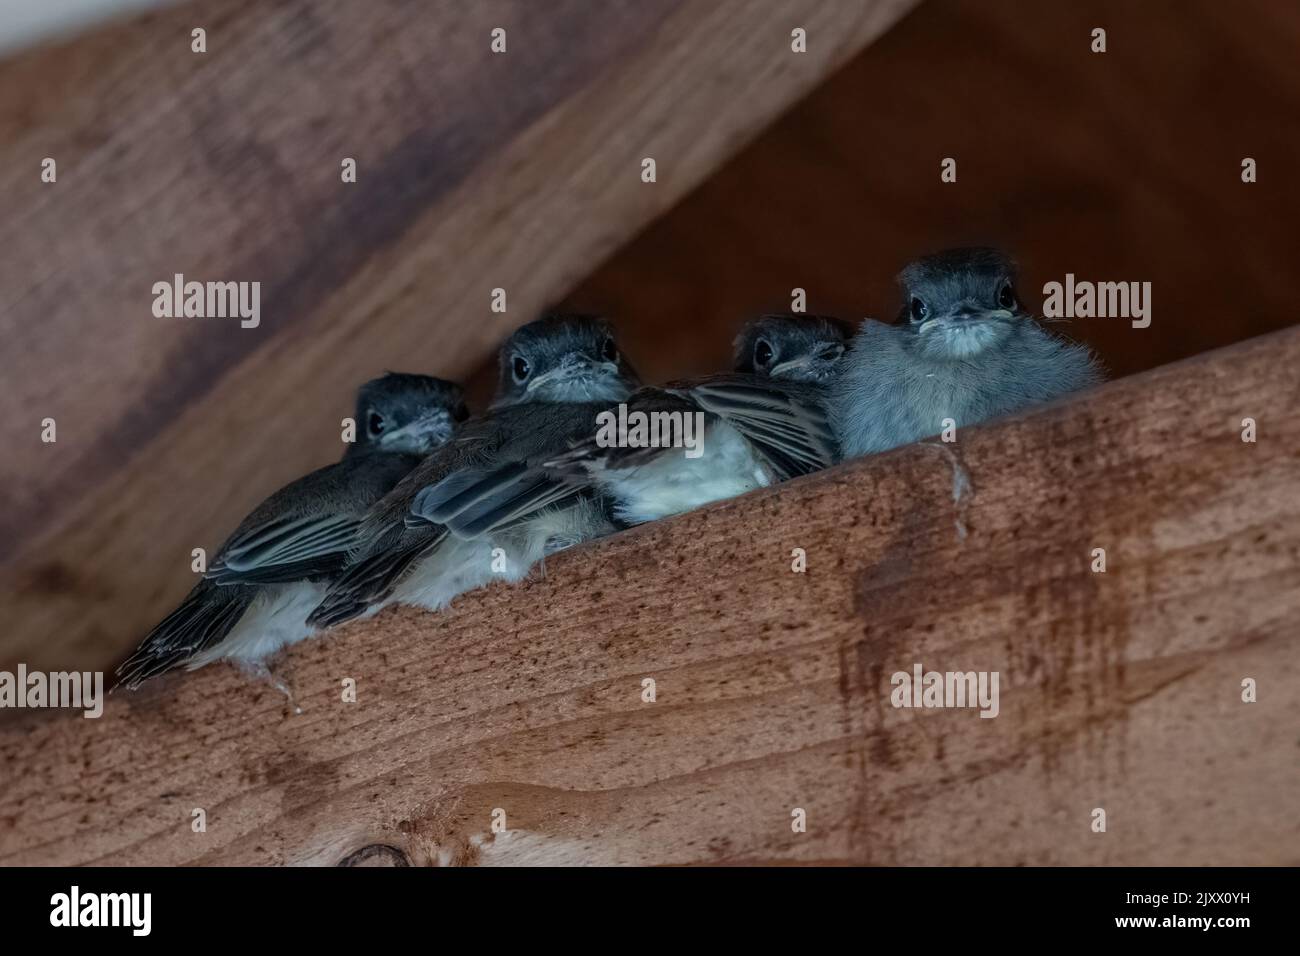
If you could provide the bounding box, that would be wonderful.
[0,0,919,675]
[2,327,1296,866]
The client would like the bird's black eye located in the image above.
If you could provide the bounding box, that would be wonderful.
[452,402,470,423]
[910,296,929,322]
[998,282,1016,310]
[512,355,531,382]
[366,411,385,436]
[601,337,618,363]
[754,339,774,367]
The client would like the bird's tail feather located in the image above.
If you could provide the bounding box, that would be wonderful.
[116,582,255,689]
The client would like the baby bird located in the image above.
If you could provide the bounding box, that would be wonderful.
[116,373,467,688]
[831,247,1102,458]
[733,313,853,382]
[306,314,639,628]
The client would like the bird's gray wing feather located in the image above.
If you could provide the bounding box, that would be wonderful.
[305,526,447,629]
[540,378,836,481]
[306,423,507,626]
[208,513,360,580]
[309,404,605,625]
[410,465,582,539]
[680,377,838,480]
[407,404,598,540]
[205,453,417,585]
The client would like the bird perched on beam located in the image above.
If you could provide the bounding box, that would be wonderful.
[831,247,1102,458]
[306,314,639,628]
[733,312,853,383]
[116,373,467,689]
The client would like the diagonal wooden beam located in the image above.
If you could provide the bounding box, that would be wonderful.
[0,0,921,674]
[1,326,1296,865]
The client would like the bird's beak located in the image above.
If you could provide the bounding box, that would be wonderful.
[952,306,1014,323]
[379,408,455,452]
[768,356,812,377]
[770,344,844,377]
[920,307,1014,333]
[525,353,619,392]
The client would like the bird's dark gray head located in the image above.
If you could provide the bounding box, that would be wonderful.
[494,313,638,407]
[352,373,468,456]
[897,247,1025,360]
[733,313,853,383]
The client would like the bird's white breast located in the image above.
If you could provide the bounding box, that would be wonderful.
[599,422,773,525]
[186,581,327,669]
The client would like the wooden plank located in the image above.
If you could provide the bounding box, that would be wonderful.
[0,0,920,674]
[1,326,1295,866]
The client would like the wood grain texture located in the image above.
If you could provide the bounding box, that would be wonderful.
[0,0,919,673]
[1,326,1296,866]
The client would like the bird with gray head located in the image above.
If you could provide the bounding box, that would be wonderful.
[733,313,853,383]
[830,247,1102,459]
[116,373,467,689]
[306,314,639,628]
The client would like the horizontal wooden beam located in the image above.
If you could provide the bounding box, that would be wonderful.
[2,326,1296,865]
[0,0,919,675]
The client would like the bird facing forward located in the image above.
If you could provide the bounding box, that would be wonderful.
[830,247,1102,459]
[733,312,853,382]
[116,373,466,688]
